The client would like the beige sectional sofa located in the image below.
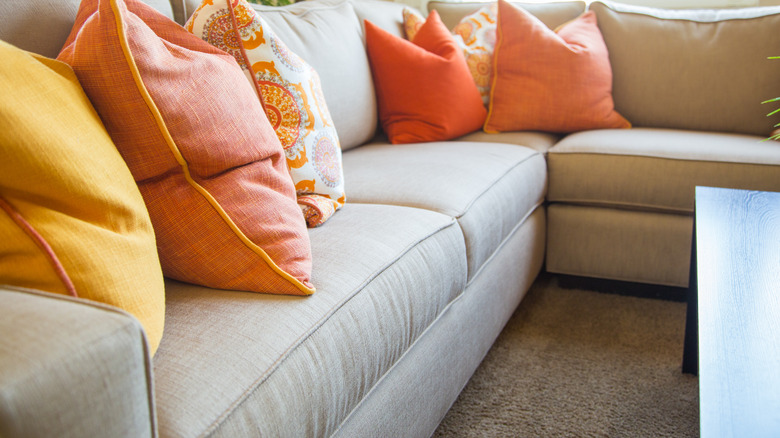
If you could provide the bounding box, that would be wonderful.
[1,0,779,437]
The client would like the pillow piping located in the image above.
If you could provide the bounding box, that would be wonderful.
[109,0,314,295]
[0,196,78,297]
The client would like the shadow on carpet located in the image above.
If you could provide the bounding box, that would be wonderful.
[433,273,699,437]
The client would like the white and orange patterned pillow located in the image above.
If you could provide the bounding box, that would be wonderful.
[186,0,345,227]
[403,5,497,105]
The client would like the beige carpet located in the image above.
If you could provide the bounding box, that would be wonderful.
[433,274,699,437]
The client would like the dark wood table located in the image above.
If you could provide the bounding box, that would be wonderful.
[682,186,780,437]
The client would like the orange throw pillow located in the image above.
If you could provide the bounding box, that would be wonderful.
[365,11,487,144]
[58,0,314,295]
[484,0,630,133]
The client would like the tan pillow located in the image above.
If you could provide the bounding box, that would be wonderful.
[591,1,780,137]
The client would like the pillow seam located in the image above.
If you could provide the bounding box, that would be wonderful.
[109,0,314,295]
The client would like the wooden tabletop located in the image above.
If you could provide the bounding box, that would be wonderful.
[694,186,780,437]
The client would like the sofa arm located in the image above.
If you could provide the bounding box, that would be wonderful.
[0,286,156,438]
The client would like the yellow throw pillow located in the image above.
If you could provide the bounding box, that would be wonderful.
[0,40,166,355]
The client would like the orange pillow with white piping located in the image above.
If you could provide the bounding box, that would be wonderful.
[58,0,314,295]
[365,10,487,144]
[484,0,630,133]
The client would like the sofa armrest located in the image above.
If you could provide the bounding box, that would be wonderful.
[0,286,156,438]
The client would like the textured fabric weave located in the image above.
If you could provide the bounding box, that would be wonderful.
[0,40,165,353]
[342,140,546,280]
[58,0,314,295]
[186,0,346,227]
[548,128,780,213]
[591,1,780,137]
[0,287,155,438]
[152,204,466,437]
[485,0,630,133]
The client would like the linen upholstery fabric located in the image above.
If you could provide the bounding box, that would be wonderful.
[152,204,466,437]
[547,128,780,213]
[428,0,586,30]
[0,0,173,58]
[0,286,154,438]
[239,0,377,151]
[591,1,780,137]
[547,205,693,286]
[546,127,780,287]
[342,141,546,280]
[335,208,546,437]
[365,11,487,144]
[58,0,314,295]
[485,0,629,133]
[185,0,346,227]
[0,41,165,353]
[404,4,497,104]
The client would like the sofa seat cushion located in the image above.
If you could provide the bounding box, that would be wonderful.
[548,128,780,214]
[454,130,561,155]
[152,203,467,437]
[342,141,546,280]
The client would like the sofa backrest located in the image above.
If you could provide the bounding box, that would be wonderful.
[428,0,587,30]
[0,0,176,59]
[591,0,780,137]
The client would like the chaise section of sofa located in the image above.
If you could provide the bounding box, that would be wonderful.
[547,128,780,286]
[545,1,780,288]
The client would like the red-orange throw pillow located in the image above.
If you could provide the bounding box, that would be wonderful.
[484,0,630,133]
[58,0,314,295]
[365,11,487,144]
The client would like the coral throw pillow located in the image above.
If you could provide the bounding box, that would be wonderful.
[186,0,345,228]
[58,0,314,295]
[403,5,497,105]
[365,11,487,144]
[0,40,166,354]
[484,0,630,133]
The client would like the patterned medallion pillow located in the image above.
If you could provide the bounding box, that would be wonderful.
[365,10,487,144]
[186,0,345,228]
[0,40,165,354]
[484,0,630,133]
[403,5,497,105]
[58,0,315,295]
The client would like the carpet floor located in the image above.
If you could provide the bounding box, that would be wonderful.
[432,273,699,437]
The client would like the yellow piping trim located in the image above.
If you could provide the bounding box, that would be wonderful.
[109,0,314,295]
[482,0,503,134]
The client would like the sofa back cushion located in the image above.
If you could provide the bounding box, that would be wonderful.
[0,0,174,58]
[591,1,780,137]
[428,0,587,31]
